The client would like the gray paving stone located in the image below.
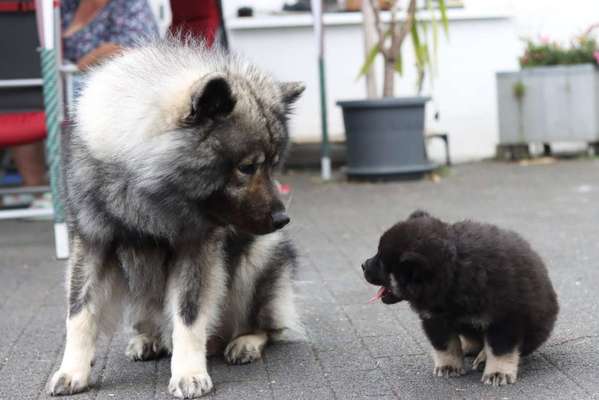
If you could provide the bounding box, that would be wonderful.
[362,335,425,359]
[541,337,599,397]
[3,161,599,399]
[209,357,269,384]
[377,355,468,400]
[344,304,406,337]
[303,305,358,345]
[325,275,374,305]
[93,333,158,400]
[328,369,396,399]
[315,340,378,372]
[266,358,328,389]
[266,342,315,362]
[294,280,337,305]
[212,380,273,400]
[272,386,336,400]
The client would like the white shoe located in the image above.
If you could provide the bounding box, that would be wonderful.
[2,193,34,207]
[24,193,54,221]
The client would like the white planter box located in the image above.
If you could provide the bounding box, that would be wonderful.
[496,64,599,144]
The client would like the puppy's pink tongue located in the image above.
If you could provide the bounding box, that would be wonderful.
[368,287,387,304]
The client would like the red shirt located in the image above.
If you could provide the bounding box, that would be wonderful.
[169,0,221,47]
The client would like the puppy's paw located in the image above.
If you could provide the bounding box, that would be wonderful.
[47,370,90,396]
[482,371,517,386]
[433,365,466,378]
[431,344,465,378]
[126,335,165,361]
[481,347,519,386]
[168,373,213,399]
[224,333,267,365]
[472,349,487,370]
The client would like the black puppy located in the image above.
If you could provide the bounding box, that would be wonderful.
[363,210,558,386]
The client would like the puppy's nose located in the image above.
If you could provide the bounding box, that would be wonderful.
[271,211,290,230]
[362,257,374,271]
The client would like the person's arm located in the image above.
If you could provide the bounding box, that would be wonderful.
[76,0,158,70]
[105,0,158,47]
[76,42,123,71]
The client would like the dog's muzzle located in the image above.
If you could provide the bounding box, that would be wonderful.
[362,256,385,286]
[362,256,404,304]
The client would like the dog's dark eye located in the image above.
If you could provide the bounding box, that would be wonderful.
[238,163,258,175]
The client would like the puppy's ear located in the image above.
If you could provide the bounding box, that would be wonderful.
[399,252,432,283]
[408,210,431,219]
[189,74,236,122]
[279,81,305,106]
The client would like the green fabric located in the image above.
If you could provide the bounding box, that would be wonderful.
[40,48,64,223]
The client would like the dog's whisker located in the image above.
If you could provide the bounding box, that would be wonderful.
[285,192,293,210]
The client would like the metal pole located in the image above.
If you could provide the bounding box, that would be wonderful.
[37,0,69,258]
[318,55,331,181]
[311,0,331,180]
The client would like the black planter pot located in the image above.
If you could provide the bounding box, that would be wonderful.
[337,96,436,180]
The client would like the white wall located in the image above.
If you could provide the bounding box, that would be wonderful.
[223,0,599,162]
[227,12,520,162]
[468,0,599,42]
[223,0,285,18]
[224,0,599,39]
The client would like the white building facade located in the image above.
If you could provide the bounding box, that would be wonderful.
[220,0,599,163]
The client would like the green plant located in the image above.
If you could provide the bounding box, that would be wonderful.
[358,0,450,97]
[519,34,599,68]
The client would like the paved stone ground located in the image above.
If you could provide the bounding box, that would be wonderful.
[1,160,599,400]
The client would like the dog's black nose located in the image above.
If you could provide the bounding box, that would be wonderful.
[363,256,384,286]
[271,211,290,230]
[362,257,374,272]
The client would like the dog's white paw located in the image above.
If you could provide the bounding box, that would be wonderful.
[168,373,213,399]
[433,364,466,377]
[472,349,487,370]
[126,335,164,361]
[431,345,465,378]
[47,370,90,396]
[482,371,517,386]
[224,334,266,365]
[480,347,519,386]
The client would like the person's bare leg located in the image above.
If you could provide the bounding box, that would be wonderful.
[11,142,47,187]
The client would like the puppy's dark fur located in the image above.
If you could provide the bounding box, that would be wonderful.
[363,210,558,386]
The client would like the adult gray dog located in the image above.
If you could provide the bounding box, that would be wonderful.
[48,37,305,399]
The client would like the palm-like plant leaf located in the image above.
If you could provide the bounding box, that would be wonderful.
[411,23,424,69]
[357,0,450,95]
[427,0,439,52]
[394,54,404,75]
[438,0,449,36]
[357,43,381,79]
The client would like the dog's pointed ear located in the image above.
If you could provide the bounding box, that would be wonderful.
[409,210,431,220]
[279,81,305,105]
[190,74,236,122]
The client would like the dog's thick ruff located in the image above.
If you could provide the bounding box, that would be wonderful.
[362,210,558,386]
[48,37,304,399]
